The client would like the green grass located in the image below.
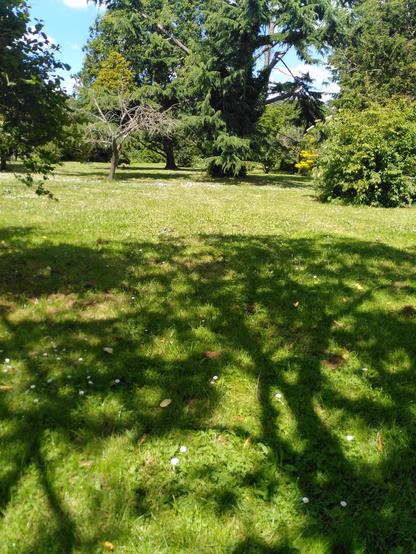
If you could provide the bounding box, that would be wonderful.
[0,162,415,553]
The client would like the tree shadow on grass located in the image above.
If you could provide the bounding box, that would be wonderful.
[0,227,415,551]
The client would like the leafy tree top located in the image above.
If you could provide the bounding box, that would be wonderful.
[93,51,136,93]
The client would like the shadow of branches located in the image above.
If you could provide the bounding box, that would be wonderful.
[0,225,415,552]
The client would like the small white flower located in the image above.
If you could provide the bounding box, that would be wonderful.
[62,348,66,352]
[88,380,93,385]
[47,379,53,384]
[2,368,8,373]
[313,275,318,279]
[87,375,91,379]
[56,357,61,360]
[78,357,83,362]
[30,384,36,389]
[43,353,48,357]
[114,379,121,384]
[79,390,85,396]
[131,296,136,300]
[302,497,310,504]
[4,358,10,363]
[179,446,188,453]
[275,392,283,400]
[212,375,219,381]
[67,375,72,379]
[170,457,180,466]
[346,435,354,442]
[361,367,368,372]
[33,398,39,404]
[340,500,347,507]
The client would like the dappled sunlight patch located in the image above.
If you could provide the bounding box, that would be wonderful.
[0,168,416,551]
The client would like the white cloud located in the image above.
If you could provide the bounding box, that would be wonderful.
[61,76,77,94]
[62,0,105,9]
[291,63,340,99]
[63,0,89,8]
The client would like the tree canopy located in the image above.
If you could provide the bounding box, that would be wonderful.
[0,0,69,191]
[90,0,342,175]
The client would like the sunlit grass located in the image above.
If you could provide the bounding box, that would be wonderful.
[0,162,415,553]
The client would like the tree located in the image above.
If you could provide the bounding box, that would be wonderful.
[83,1,201,170]
[254,102,302,173]
[183,0,340,176]
[82,52,176,179]
[331,0,416,107]
[93,0,342,176]
[0,1,69,189]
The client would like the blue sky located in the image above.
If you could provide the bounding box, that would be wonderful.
[29,0,104,89]
[28,0,337,96]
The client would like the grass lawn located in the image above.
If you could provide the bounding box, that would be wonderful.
[0,162,415,553]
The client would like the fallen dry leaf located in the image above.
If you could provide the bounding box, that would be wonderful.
[393,281,407,290]
[138,433,147,445]
[293,301,300,309]
[101,541,114,551]
[204,351,221,360]
[159,398,172,408]
[103,347,113,354]
[0,385,13,392]
[377,431,383,452]
[322,352,347,370]
[80,460,94,468]
[400,305,416,318]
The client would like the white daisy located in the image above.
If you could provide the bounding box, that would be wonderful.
[340,500,347,507]
[346,435,354,442]
[302,497,310,504]
[170,457,180,466]
[179,446,188,453]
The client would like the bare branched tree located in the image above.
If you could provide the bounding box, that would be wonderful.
[85,90,176,179]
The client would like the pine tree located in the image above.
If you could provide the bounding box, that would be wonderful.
[92,0,341,176]
[331,0,416,107]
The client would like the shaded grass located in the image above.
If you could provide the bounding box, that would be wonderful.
[0,163,415,553]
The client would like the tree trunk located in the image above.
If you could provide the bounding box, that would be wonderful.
[108,141,120,179]
[0,154,7,171]
[163,138,177,170]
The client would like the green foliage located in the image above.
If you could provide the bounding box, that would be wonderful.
[93,50,136,93]
[91,0,341,176]
[0,0,69,187]
[255,102,302,173]
[316,100,416,207]
[332,0,416,107]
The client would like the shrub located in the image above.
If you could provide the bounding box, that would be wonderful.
[295,150,318,175]
[315,100,416,207]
